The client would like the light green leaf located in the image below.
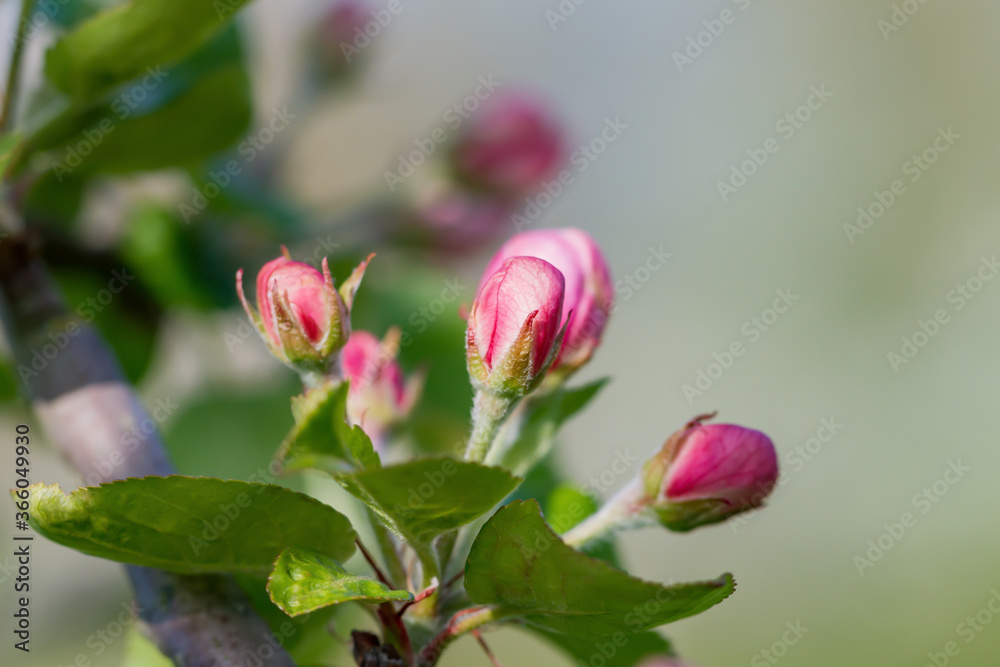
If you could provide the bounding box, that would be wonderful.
[493,378,608,476]
[21,477,356,574]
[337,459,520,550]
[45,0,254,102]
[465,500,735,639]
[0,132,21,179]
[266,547,412,616]
[275,382,380,475]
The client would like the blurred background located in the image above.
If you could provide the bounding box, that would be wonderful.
[2,1,999,666]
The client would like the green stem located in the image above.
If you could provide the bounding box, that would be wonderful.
[562,477,646,548]
[463,389,516,464]
[369,511,408,588]
[0,0,33,132]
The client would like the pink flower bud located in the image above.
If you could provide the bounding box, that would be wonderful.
[341,329,422,449]
[466,256,565,396]
[316,0,372,73]
[237,249,372,374]
[479,228,613,377]
[642,416,778,531]
[450,93,565,196]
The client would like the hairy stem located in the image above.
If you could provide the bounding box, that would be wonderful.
[562,477,647,548]
[464,389,516,464]
[0,233,295,666]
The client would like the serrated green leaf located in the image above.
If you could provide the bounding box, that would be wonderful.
[465,500,735,639]
[336,459,520,552]
[492,378,608,476]
[266,547,412,616]
[45,0,254,102]
[21,477,356,574]
[275,382,380,475]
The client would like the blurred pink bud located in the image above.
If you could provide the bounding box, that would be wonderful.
[317,0,372,72]
[341,329,422,449]
[416,187,510,250]
[466,256,565,396]
[237,249,372,373]
[479,227,613,377]
[451,93,565,196]
[642,415,779,531]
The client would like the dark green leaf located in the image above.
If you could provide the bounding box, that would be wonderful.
[465,500,735,639]
[22,477,357,574]
[0,132,21,178]
[337,458,520,551]
[267,547,412,616]
[275,382,380,475]
[494,378,609,476]
[45,0,254,101]
[534,628,674,667]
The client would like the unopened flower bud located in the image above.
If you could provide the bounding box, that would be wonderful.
[316,0,372,75]
[642,415,778,532]
[479,227,613,379]
[341,329,423,449]
[237,248,372,375]
[450,92,565,196]
[466,256,566,397]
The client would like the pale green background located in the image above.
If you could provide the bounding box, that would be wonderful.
[3,1,1000,666]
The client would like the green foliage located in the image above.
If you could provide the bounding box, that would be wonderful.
[275,382,381,475]
[267,547,412,616]
[22,477,357,574]
[465,500,735,638]
[496,378,608,476]
[535,628,674,667]
[337,458,520,553]
[0,132,21,177]
[44,0,254,102]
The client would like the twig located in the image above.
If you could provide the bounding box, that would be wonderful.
[415,606,506,667]
[473,631,505,667]
[395,579,438,619]
[356,537,394,588]
[0,0,32,132]
[442,569,465,592]
[0,232,295,666]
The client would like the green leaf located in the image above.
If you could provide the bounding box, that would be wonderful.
[534,628,674,667]
[21,477,357,574]
[275,382,380,475]
[493,378,608,476]
[45,0,254,102]
[465,500,735,639]
[336,459,520,551]
[267,547,412,616]
[0,132,21,179]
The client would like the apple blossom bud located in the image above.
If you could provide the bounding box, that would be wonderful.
[237,248,372,375]
[478,227,613,378]
[341,328,422,449]
[316,0,372,75]
[466,256,566,397]
[450,93,565,196]
[642,415,778,532]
